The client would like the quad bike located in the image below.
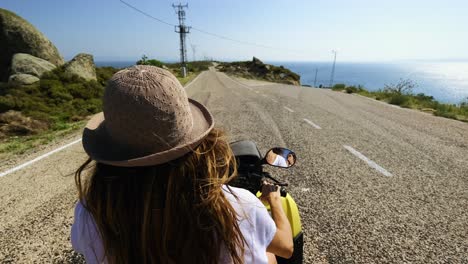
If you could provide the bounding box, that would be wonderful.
[229,140,303,264]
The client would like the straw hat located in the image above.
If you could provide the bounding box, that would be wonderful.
[82,65,214,167]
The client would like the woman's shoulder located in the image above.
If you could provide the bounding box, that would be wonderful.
[222,185,266,213]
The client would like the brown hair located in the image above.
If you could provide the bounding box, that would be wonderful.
[75,128,246,263]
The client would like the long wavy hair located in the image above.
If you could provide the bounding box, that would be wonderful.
[75,128,246,263]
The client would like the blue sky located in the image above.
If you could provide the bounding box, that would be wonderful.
[2,0,467,62]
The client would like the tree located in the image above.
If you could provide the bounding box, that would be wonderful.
[384,78,417,95]
[140,55,148,64]
[136,55,163,68]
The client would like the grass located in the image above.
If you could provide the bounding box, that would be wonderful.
[177,72,198,86]
[136,57,211,86]
[0,66,116,158]
[0,59,211,158]
[331,84,468,122]
[0,120,85,159]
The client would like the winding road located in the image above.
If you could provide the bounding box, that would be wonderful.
[1,68,467,263]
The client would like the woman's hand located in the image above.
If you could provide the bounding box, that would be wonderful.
[262,181,294,259]
[260,181,281,205]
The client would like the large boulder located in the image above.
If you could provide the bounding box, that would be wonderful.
[0,8,64,81]
[10,53,56,77]
[63,53,97,81]
[8,73,40,85]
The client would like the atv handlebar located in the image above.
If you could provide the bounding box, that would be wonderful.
[280,186,287,197]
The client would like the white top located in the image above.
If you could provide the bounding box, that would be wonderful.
[71,186,277,263]
[272,154,288,167]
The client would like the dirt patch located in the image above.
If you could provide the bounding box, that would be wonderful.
[0,111,48,138]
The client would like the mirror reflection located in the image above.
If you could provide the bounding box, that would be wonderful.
[265,147,296,168]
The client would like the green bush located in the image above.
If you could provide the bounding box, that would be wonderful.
[332,84,346,91]
[434,104,458,119]
[0,65,116,138]
[389,94,410,106]
[96,67,119,86]
[0,95,17,112]
[136,55,164,68]
[345,86,359,94]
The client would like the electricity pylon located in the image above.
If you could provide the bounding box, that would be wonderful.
[173,3,190,77]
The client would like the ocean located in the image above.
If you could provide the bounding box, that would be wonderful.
[95,61,468,104]
[278,61,468,104]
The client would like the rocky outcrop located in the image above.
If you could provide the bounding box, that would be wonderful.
[8,73,40,85]
[63,53,97,81]
[10,53,56,78]
[252,56,263,65]
[216,57,301,86]
[0,8,64,82]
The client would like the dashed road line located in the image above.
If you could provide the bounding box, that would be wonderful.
[283,106,295,113]
[0,138,83,178]
[343,145,393,177]
[303,118,322,129]
[271,98,278,103]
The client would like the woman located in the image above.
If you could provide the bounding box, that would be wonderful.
[266,148,296,167]
[71,65,293,263]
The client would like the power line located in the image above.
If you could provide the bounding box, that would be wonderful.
[190,27,274,50]
[119,0,175,27]
[119,0,305,55]
[190,27,304,54]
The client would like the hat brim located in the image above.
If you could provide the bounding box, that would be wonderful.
[82,98,214,167]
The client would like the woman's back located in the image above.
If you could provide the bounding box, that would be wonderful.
[71,186,276,263]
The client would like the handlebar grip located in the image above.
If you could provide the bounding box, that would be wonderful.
[280,187,287,197]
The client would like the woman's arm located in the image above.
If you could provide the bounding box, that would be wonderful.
[261,183,294,259]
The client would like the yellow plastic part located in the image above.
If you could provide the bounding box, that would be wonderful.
[256,192,302,237]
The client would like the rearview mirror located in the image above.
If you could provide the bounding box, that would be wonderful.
[264,147,296,168]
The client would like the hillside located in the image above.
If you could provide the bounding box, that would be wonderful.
[215,57,300,85]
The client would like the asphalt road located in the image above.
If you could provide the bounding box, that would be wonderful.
[0,68,467,263]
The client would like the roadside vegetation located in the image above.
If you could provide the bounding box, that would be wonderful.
[0,66,119,157]
[136,55,212,85]
[0,56,212,158]
[331,79,468,122]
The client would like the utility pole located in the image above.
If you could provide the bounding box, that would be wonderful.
[313,68,318,87]
[190,44,197,62]
[329,50,337,88]
[173,3,190,77]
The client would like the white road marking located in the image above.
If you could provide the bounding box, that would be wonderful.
[343,145,393,177]
[0,138,83,178]
[283,106,295,113]
[301,188,310,192]
[271,99,278,103]
[303,118,322,129]
[184,72,204,89]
